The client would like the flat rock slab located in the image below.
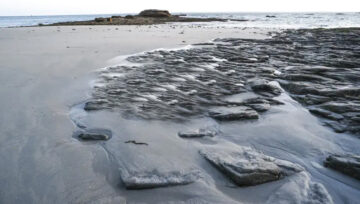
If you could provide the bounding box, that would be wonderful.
[266,172,333,204]
[209,106,259,121]
[74,128,112,141]
[324,154,360,180]
[200,145,304,186]
[120,169,201,189]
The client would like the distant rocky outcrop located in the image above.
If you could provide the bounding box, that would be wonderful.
[139,9,172,18]
[49,9,237,26]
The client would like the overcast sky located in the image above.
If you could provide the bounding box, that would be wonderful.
[1,0,359,16]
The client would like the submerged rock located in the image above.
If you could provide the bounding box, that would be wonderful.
[324,154,360,180]
[200,145,304,186]
[120,169,201,189]
[266,172,334,204]
[209,107,259,121]
[178,129,216,138]
[75,129,112,141]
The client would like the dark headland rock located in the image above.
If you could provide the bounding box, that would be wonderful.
[139,9,171,18]
[324,154,360,180]
[200,145,304,186]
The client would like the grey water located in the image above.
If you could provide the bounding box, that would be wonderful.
[1,12,360,28]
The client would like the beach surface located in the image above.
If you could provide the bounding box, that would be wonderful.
[0,25,359,204]
[0,25,267,203]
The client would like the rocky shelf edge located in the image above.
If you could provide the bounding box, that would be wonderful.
[45,9,246,26]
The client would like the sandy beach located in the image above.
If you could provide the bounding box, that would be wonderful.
[0,25,268,203]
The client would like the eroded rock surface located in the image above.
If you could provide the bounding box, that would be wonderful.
[324,154,360,180]
[85,28,360,135]
[200,145,304,186]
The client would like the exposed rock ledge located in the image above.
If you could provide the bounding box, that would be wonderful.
[48,9,246,26]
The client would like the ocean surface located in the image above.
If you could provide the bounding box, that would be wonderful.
[1,12,360,28]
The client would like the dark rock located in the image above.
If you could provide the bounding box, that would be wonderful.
[324,154,360,180]
[209,107,259,121]
[75,129,112,141]
[95,17,107,22]
[84,99,109,111]
[125,15,134,19]
[139,9,172,18]
[200,145,304,186]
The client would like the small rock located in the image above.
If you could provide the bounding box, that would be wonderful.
[209,107,259,121]
[248,79,282,96]
[178,129,216,138]
[75,129,112,141]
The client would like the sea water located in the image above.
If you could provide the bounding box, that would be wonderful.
[1,12,360,28]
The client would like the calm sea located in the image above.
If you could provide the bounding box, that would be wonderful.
[1,12,360,28]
